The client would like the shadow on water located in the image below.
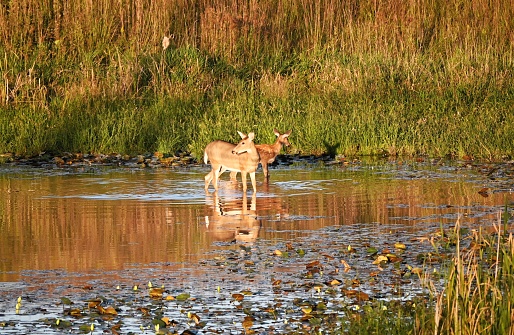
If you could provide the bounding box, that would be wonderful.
[0,160,513,333]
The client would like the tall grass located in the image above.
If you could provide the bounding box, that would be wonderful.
[431,217,514,335]
[0,0,513,158]
[327,213,514,335]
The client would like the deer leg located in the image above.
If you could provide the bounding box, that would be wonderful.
[205,170,213,191]
[229,171,237,181]
[262,162,269,180]
[249,171,257,193]
[241,171,248,193]
[213,166,221,191]
[218,166,228,179]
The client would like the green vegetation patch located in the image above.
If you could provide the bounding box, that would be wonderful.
[1,0,514,159]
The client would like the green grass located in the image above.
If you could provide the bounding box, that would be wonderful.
[2,65,513,159]
[3,47,514,159]
[1,0,513,159]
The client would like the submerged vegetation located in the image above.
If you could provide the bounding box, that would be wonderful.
[2,214,513,334]
[1,0,514,159]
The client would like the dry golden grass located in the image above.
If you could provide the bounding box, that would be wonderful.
[2,0,512,61]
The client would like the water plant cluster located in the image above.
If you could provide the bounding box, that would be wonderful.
[2,214,512,334]
[1,0,514,159]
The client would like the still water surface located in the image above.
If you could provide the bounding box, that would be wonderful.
[0,159,512,331]
[0,161,513,335]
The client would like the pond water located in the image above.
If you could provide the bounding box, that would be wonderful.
[0,158,513,333]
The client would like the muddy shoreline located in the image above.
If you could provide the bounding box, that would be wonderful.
[1,151,512,169]
[2,151,514,192]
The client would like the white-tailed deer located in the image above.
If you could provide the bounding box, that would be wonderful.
[204,131,260,193]
[230,128,291,181]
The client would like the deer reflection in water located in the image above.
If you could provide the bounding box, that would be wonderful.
[204,192,260,243]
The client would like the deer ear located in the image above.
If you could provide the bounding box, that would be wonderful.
[273,128,280,136]
[247,132,255,140]
[237,131,247,139]
[285,130,292,136]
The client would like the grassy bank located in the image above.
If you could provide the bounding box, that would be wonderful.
[1,0,514,159]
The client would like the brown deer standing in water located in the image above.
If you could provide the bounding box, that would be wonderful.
[204,131,260,193]
[230,129,291,181]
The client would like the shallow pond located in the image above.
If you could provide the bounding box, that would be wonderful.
[0,158,513,334]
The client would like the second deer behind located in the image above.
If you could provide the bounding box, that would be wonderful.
[230,128,292,181]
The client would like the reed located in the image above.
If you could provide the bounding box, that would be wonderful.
[430,216,514,335]
[0,0,513,159]
[325,212,514,335]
